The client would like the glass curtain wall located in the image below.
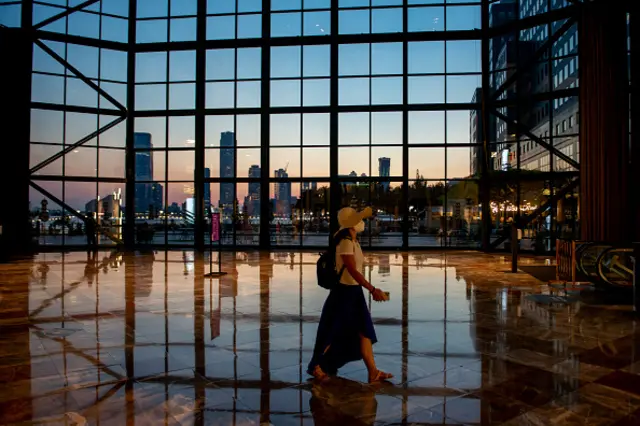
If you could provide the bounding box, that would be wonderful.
[12,0,585,250]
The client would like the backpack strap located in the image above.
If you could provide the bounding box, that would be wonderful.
[335,235,352,281]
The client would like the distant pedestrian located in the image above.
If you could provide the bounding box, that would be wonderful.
[85,219,97,249]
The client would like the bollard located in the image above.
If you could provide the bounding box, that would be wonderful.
[511,223,518,273]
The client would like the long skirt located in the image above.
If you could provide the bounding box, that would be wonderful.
[307,284,378,376]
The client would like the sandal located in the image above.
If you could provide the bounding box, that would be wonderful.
[368,370,393,383]
[310,365,330,382]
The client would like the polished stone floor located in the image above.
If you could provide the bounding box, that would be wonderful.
[1,250,640,425]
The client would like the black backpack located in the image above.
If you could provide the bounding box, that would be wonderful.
[317,237,350,290]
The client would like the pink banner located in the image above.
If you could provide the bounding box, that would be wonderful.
[211,213,220,242]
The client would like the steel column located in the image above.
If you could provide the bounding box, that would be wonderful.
[194,0,207,251]
[259,0,272,249]
[123,0,137,247]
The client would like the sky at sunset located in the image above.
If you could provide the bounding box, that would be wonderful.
[19,0,485,210]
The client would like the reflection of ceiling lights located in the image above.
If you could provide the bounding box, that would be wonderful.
[185,139,195,145]
[73,150,79,153]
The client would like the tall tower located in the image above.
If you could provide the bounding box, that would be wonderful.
[134,132,153,214]
[219,131,235,212]
[247,165,260,216]
[378,157,390,191]
[274,168,291,216]
[204,167,211,214]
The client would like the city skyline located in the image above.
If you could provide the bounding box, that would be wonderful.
[20,0,581,213]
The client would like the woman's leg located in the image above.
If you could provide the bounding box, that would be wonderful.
[360,334,393,383]
[360,334,377,373]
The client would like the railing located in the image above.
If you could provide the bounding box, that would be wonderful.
[559,240,636,288]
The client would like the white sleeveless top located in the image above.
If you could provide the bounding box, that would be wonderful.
[335,238,364,285]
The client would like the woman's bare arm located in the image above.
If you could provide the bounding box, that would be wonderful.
[341,254,375,292]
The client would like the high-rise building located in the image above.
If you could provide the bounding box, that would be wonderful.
[150,183,163,217]
[469,88,486,176]
[378,157,390,191]
[204,167,211,214]
[247,165,260,216]
[134,132,154,214]
[274,168,291,216]
[220,132,235,212]
[517,0,579,172]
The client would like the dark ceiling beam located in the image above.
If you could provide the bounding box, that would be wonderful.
[33,0,101,30]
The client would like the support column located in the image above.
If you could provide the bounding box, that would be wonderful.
[329,0,340,244]
[259,0,272,250]
[578,0,630,243]
[630,10,640,240]
[124,0,137,247]
[0,26,33,258]
[194,0,207,251]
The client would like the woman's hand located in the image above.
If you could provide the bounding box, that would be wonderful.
[371,288,387,302]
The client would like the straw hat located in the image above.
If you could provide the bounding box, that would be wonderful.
[335,206,373,235]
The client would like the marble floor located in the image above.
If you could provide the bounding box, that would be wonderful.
[1,250,640,425]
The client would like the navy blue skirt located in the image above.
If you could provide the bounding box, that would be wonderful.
[307,284,378,375]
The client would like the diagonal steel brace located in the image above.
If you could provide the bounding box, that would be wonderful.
[33,0,102,30]
[489,177,579,249]
[34,39,127,112]
[491,109,580,170]
[30,180,123,245]
[491,17,577,102]
[30,116,125,174]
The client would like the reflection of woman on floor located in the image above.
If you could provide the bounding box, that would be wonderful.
[309,377,378,426]
[308,207,393,383]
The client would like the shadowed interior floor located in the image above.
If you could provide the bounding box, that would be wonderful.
[1,250,640,425]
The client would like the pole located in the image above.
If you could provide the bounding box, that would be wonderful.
[633,243,639,313]
[205,210,227,278]
[511,222,518,273]
[218,212,222,274]
[209,212,213,274]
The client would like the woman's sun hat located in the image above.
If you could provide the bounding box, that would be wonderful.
[335,206,373,236]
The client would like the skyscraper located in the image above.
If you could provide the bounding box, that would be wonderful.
[274,168,291,216]
[204,167,211,214]
[220,132,235,212]
[150,183,163,217]
[134,132,153,214]
[378,157,390,191]
[247,165,260,216]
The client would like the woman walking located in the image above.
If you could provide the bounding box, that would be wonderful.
[308,206,393,383]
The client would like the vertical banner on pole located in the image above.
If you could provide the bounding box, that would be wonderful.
[205,212,226,277]
[211,212,220,242]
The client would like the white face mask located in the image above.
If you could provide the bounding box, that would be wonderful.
[354,221,365,233]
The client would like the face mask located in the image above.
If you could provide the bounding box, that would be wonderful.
[354,221,365,233]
